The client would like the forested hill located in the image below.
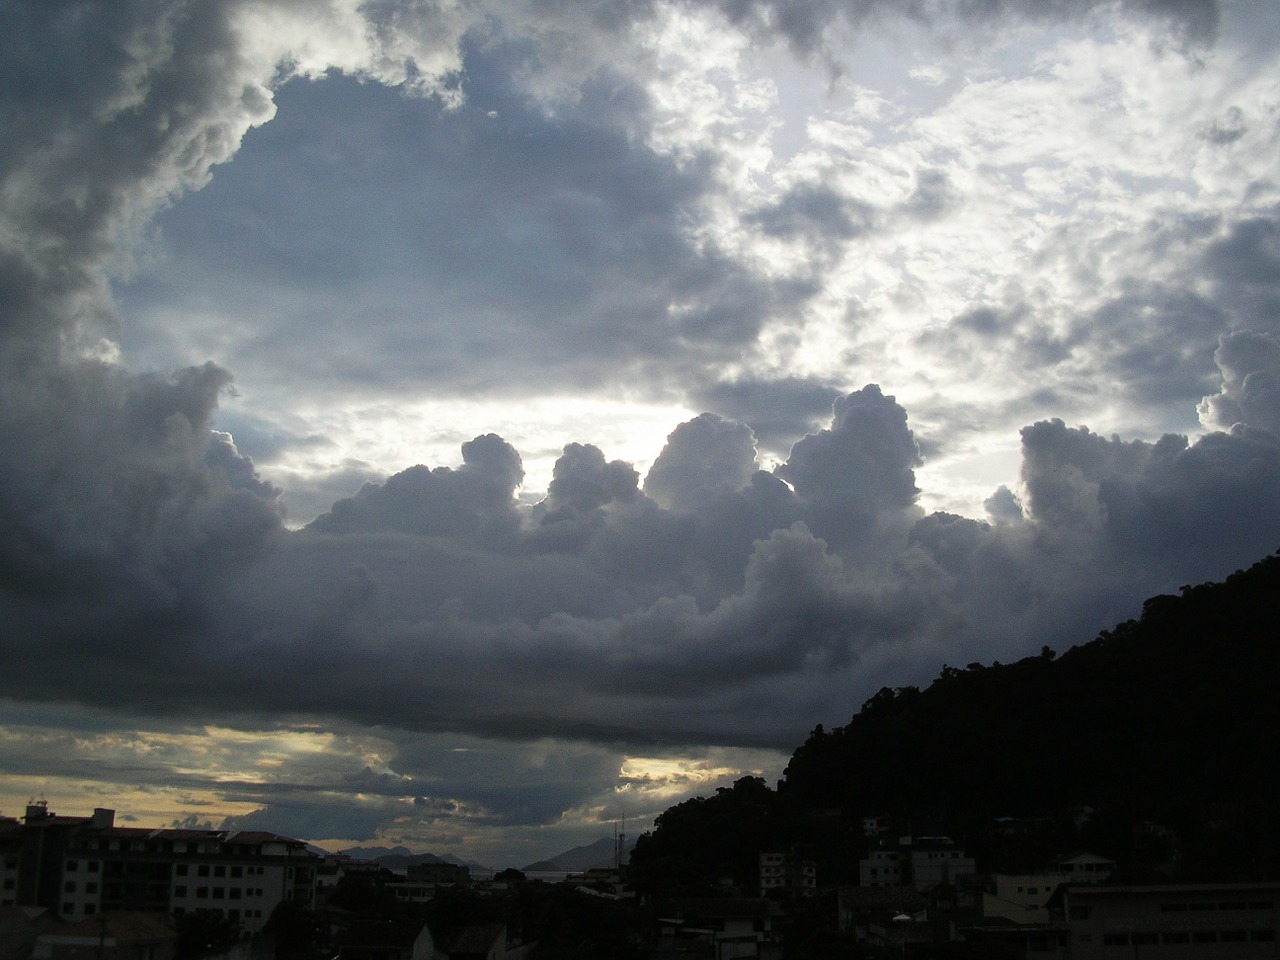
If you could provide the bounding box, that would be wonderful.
[630,551,1280,893]
[776,548,1280,873]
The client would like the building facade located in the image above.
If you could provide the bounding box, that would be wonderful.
[9,804,315,936]
[758,850,816,897]
[1060,882,1280,958]
[859,837,975,892]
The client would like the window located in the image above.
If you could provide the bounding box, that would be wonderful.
[176,865,188,876]
[213,888,225,900]
[1191,931,1217,943]
[66,860,79,872]
[1221,930,1248,943]
[1131,933,1157,945]
[3,880,14,891]
[1102,934,1128,946]
[87,862,99,873]
[85,882,97,894]
[197,888,208,899]
[198,865,209,877]
[1251,930,1276,942]
[230,866,242,878]
[64,881,76,893]
[1162,932,1189,944]
[214,865,226,878]
[84,904,95,915]
[62,903,73,915]
[176,886,187,897]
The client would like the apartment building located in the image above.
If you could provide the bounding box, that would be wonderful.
[758,849,816,897]
[9,803,316,936]
[859,837,975,891]
[1059,882,1280,958]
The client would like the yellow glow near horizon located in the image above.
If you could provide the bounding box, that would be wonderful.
[619,756,761,803]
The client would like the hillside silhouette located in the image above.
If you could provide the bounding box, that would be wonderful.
[632,550,1280,892]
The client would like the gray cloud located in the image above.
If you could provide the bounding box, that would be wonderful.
[689,377,842,461]
[1199,330,1280,434]
[644,414,759,513]
[703,0,1219,59]
[122,53,785,399]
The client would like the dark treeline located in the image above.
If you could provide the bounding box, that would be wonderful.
[630,549,1280,894]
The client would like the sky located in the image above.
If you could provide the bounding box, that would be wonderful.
[2,0,1279,870]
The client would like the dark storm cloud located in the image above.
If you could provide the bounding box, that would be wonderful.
[2,0,1275,850]
[5,339,1279,754]
[776,385,923,551]
[309,434,524,544]
[0,1,273,344]
[126,53,782,396]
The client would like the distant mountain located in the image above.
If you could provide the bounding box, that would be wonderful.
[523,836,635,873]
[335,845,490,874]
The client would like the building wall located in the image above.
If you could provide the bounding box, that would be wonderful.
[1055,854,1115,884]
[1063,883,1280,959]
[759,852,816,896]
[982,873,1068,924]
[859,850,902,888]
[10,808,315,937]
[909,848,975,891]
[1,842,21,908]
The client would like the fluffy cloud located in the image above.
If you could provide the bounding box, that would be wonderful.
[1199,331,1280,434]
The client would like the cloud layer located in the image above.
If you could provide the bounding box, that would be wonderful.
[3,0,1280,863]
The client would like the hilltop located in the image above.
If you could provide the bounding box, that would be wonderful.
[631,550,1280,892]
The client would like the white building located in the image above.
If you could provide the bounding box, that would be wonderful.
[1060,881,1280,958]
[1054,852,1115,884]
[11,804,316,937]
[859,837,974,891]
[982,873,1069,924]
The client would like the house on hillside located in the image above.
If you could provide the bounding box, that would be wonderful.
[655,899,781,960]
[1054,852,1115,884]
[859,837,975,892]
[758,849,816,898]
[982,873,1070,925]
